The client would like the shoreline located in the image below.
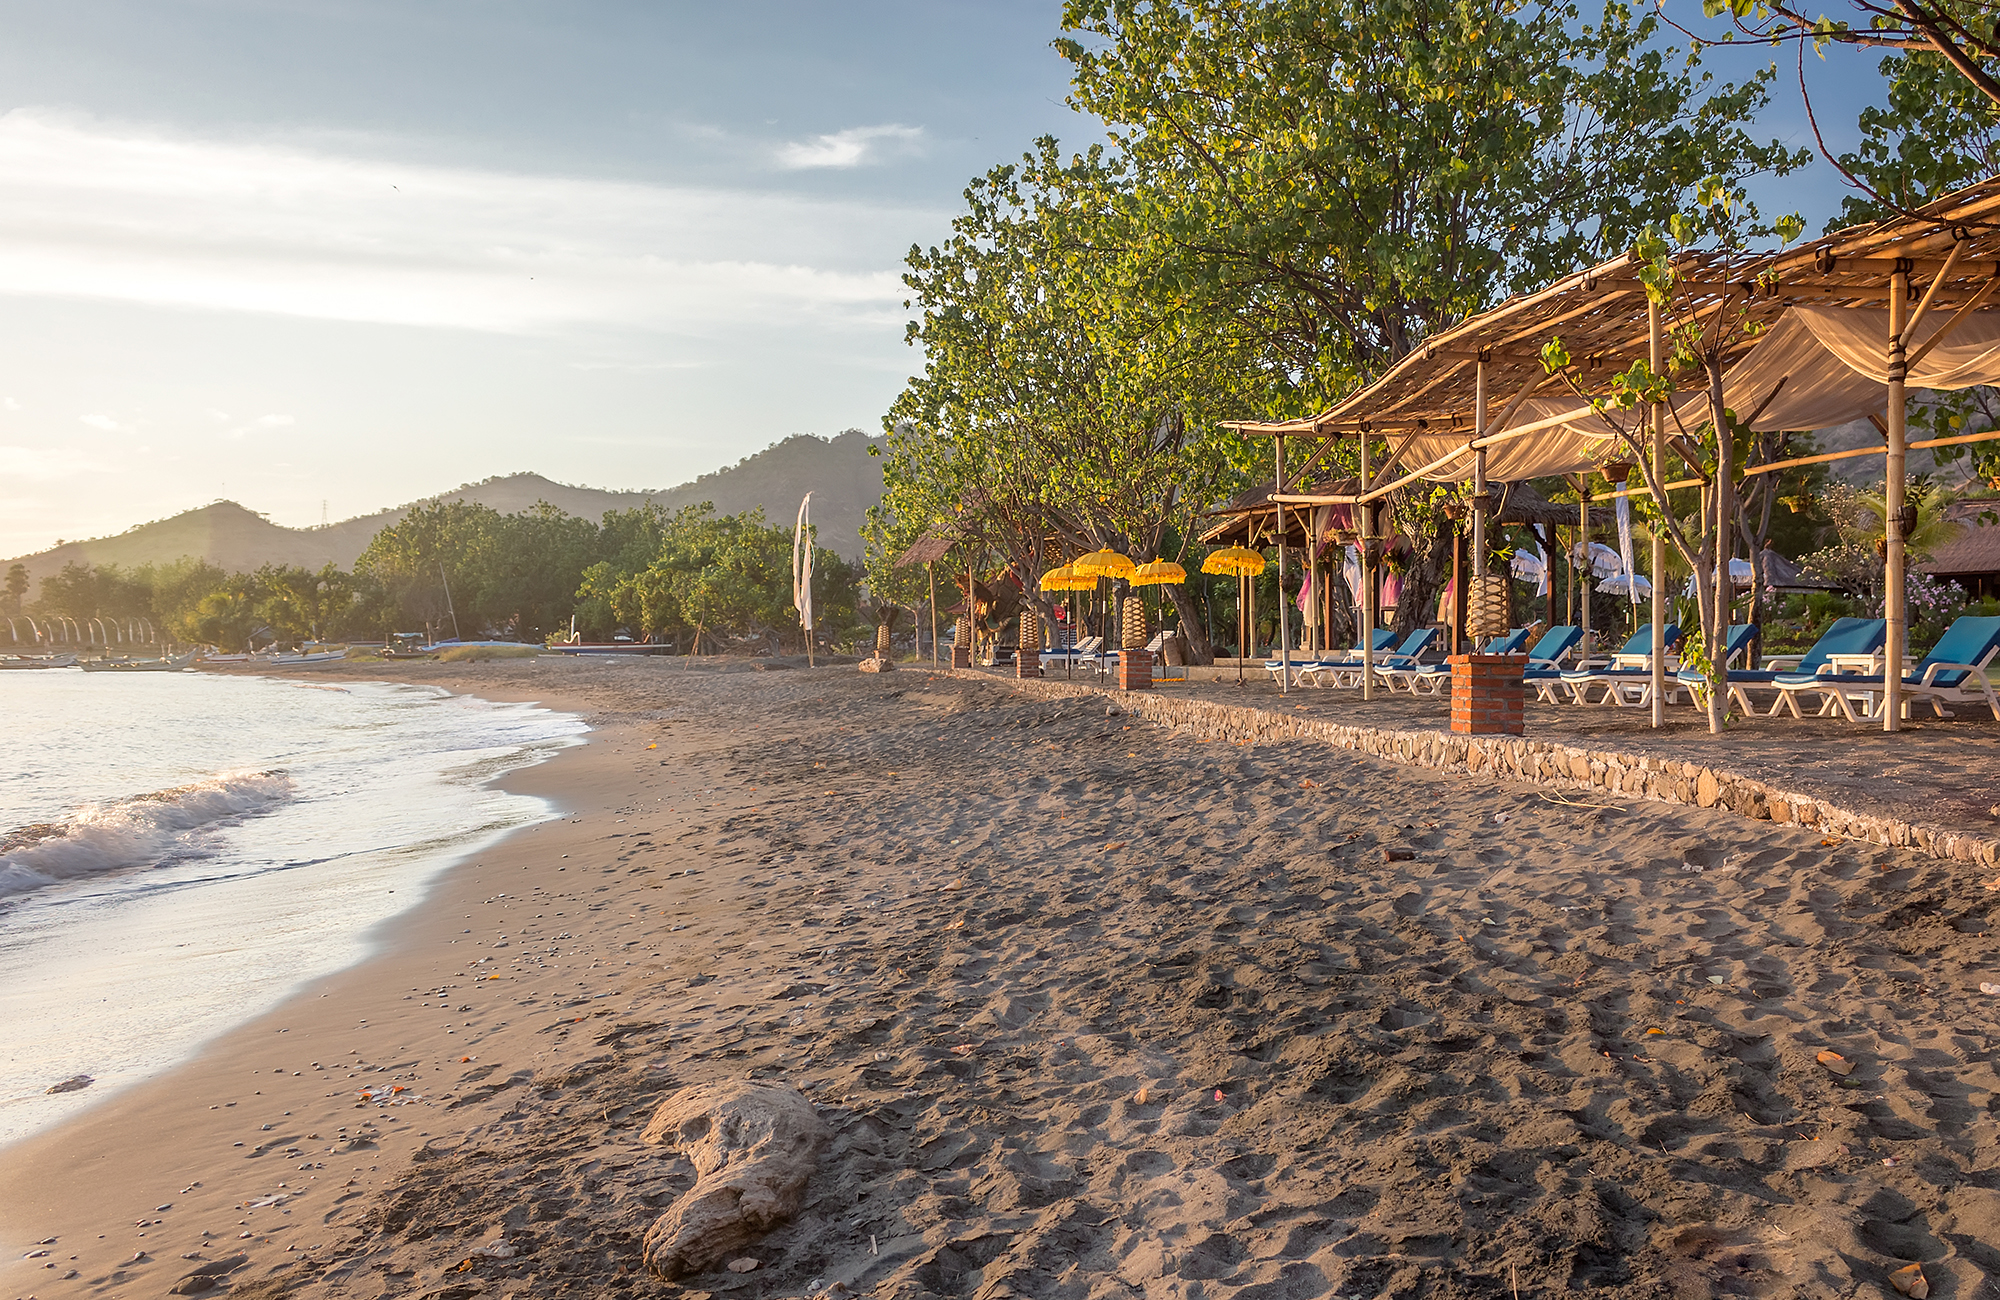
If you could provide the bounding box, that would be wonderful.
[0,664,632,1293]
[5,656,1997,1300]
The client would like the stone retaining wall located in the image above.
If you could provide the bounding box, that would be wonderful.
[945,670,2000,866]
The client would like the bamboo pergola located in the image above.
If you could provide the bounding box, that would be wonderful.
[1226,175,2000,727]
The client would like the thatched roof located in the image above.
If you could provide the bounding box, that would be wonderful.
[1922,508,2000,577]
[1198,478,1613,547]
[1228,177,2000,443]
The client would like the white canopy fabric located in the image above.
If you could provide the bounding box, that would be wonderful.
[1401,398,1622,482]
[1401,303,2000,484]
[1715,306,2000,432]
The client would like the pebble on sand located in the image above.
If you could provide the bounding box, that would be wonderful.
[44,1075,93,1095]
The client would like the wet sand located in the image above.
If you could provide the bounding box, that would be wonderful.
[4,657,1998,1300]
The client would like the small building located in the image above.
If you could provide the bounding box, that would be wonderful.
[1921,496,2000,601]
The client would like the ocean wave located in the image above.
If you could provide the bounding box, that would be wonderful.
[0,770,296,897]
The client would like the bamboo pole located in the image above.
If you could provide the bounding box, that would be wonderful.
[1276,439,1289,695]
[1578,483,1593,661]
[1886,268,1910,731]
[1472,357,1489,599]
[1649,297,1667,728]
[1359,431,1374,699]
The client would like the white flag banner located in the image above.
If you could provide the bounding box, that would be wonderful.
[1615,494,1638,610]
[792,493,814,633]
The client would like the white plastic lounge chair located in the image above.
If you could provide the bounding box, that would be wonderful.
[1278,629,1395,687]
[1395,628,1530,695]
[1717,618,1886,718]
[1774,615,2000,721]
[1556,623,1690,706]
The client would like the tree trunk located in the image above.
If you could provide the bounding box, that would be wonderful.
[1392,522,1453,636]
[1702,362,1732,734]
[1164,581,1214,664]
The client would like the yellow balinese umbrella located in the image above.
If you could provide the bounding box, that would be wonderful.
[1038,563,1095,592]
[1202,546,1266,681]
[1130,558,1188,586]
[1073,548,1136,580]
[1201,545,1267,577]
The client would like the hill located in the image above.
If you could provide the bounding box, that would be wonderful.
[4,431,884,590]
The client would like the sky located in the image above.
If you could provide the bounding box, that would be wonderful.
[0,0,1899,560]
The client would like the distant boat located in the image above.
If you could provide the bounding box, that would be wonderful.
[0,653,77,670]
[80,651,197,673]
[266,650,347,665]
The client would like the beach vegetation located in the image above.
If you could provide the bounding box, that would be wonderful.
[869,0,1805,663]
[573,503,862,655]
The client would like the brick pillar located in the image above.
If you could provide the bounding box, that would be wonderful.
[1117,648,1154,691]
[1450,653,1526,735]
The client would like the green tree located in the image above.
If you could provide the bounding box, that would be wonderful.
[256,564,361,644]
[355,499,505,638]
[2,563,26,620]
[1542,186,1809,732]
[884,142,1265,660]
[1056,0,1805,401]
[189,573,265,652]
[573,504,830,654]
[143,558,234,644]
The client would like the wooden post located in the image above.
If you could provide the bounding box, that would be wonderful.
[1578,483,1592,661]
[1886,266,1910,731]
[1450,528,1465,655]
[1275,438,1289,694]
[928,562,938,667]
[1649,297,1667,728]
[1472,357,1489,574]
[1359,429,1374,699]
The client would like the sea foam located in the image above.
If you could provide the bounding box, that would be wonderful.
[0,770,295,897]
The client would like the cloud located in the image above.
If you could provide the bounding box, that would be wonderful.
[228,413,295,439]
[567,359,713,372]
[777,124,925,169]
[0,110,923,335]
[79,413,136,433]
[0,444,104,480]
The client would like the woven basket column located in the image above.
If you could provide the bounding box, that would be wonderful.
[952,614,972,669]
[1467,575,1510,640]
[1117,595,1153,691]
[875,623,891,659]
[1121,596,1148,649]
[1016,607,1041,678]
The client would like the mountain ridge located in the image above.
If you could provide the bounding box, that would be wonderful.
[4,431,885,591]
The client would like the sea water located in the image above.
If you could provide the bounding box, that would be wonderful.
[0,671,585,1146]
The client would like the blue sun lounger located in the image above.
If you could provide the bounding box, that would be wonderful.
[1517,626,1587,702]
[1270,628,1395,687]
[1555,624,1687,706]
[1770,614,2000,722]
[1392,627,1531,694]
[1693,617,1886,718]
[1320,627,1441,688]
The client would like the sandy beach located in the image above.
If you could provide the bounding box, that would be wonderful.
[5,656,1999,1300]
